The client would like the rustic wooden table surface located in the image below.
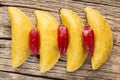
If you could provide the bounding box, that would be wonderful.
[0,0,120,80]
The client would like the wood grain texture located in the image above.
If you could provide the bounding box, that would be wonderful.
[0,71,52,80]
[0,0,120,80]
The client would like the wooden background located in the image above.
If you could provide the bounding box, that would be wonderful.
[0,0,120,80]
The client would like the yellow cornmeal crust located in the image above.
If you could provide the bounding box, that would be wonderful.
[60,9,87,72]
[85,7,113,70]
[34,10,60,72]
[8,7,33,68]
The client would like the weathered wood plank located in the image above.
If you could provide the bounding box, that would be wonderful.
[72,0,120,7]
[0,0,120,9]
[0,0,120,80]
[0,71,52,80]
